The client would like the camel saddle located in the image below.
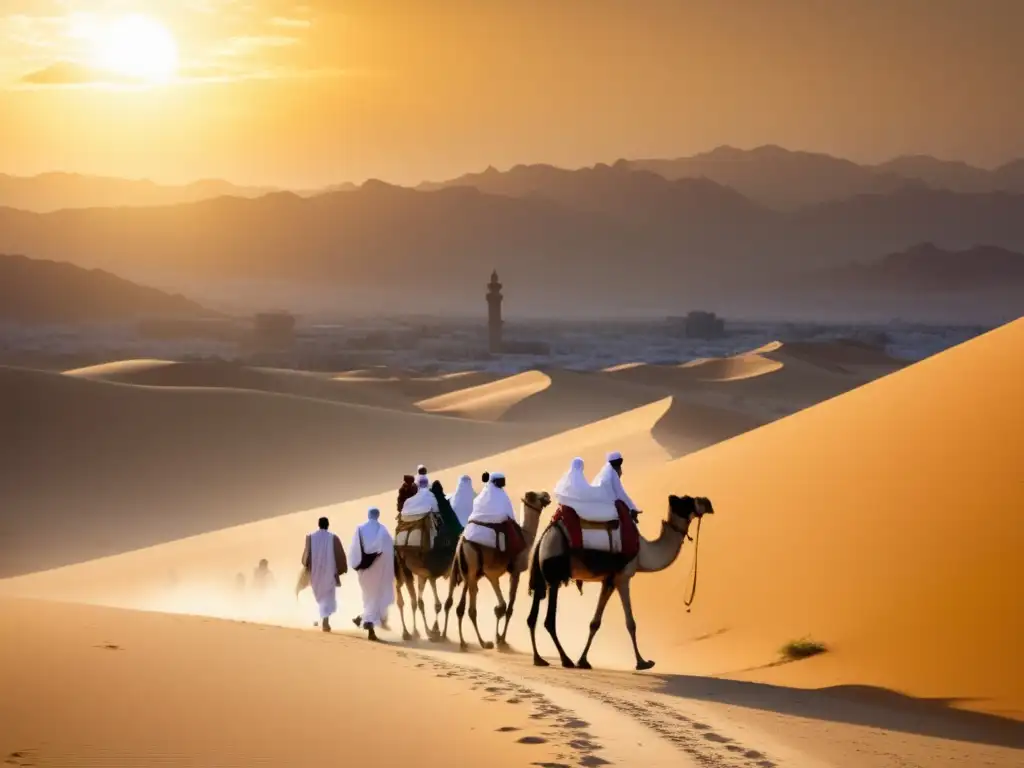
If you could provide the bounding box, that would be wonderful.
[552,501,640,559]
[469,520,527,560]
[395,513,437,553]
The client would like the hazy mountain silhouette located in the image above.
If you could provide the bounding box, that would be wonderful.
[425,146,1024,211]
[0,173,275,213]
[827,242,1024,290]
[2,178,1023,312]
[0,253,205,323]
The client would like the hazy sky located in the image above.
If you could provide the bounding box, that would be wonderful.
[1,0,1022,186]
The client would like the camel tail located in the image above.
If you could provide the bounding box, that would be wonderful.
[527,544,547,599]
[448,542,465,588]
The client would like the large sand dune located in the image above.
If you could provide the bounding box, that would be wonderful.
[0,366,541,576]
[627,319,1024,718]
[68,359,424,411]
[2,326,1020,767]
[605,338,903,420]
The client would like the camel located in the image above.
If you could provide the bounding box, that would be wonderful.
[526,494,713,670]
[394,537,454,641]
[444,490,552,650]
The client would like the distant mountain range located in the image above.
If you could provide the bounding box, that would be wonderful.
[823,242,1024,290]
[421,146,1024,211]
[0,172,275,213]
[5,146,1024,213]
[0,253,205,323]
[1,171,1023,317]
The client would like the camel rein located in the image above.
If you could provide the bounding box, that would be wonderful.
[682,515,702,612]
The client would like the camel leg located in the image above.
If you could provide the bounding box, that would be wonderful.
[467,577,494,650]
[429,577,443,636]
[441,572,458,641]
[406,577,421,639]
[577,578,616,669]
[415,574,433,637]
[395,569,412,641]
[543,581,574,668]
[498,570,520,647]
[455,579,470,651]
[616,576,654,671]
[484,572,507,648]
[526,584,547,666]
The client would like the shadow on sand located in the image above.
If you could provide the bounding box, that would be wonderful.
[331,628,1023,751]
[649,673,1024,750]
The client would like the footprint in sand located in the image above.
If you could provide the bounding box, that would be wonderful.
[702,732,731,743]
[518,736,548,745]
[497,726,520,733]
[580,757,612,767]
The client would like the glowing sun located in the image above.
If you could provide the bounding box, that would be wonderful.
[91,15,179,82]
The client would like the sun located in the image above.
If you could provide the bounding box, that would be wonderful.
[91,15,179,83]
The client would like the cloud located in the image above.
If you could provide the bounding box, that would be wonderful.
[217,34,301,57]
[270,16,311,29]
[19,60,139,86]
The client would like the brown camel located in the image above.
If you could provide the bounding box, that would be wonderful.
[393,543,451,641]
[444,490,552,650]
[526,494,713,670]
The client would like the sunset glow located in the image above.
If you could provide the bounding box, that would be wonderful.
[90,15,179,83]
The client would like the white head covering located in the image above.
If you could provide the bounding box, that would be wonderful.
[554,458,610,505]
[469,473,515,523]
[416,475,430,489]
[607,451,623,462]
[448,474,476,526]
[402,484,438,516]
[417,464,427,475]
[354,507,391,558]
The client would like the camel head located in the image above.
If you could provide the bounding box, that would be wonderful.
[523,490,552,512]
[667,495,714,534]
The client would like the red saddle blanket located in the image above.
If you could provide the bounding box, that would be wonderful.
[551,501,639,559]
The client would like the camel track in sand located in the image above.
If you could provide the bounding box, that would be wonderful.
[395,646,782,768]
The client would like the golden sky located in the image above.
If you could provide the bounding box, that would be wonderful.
[1,0,1022,187]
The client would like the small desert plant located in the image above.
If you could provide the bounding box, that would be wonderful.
[780,637,828,661]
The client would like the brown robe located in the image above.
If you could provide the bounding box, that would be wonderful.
[397,475,417,512]
[297,532,348,593]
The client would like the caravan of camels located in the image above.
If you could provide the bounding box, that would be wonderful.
[301,452,713,670]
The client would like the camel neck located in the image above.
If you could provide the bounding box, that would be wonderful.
[637,520,686,572]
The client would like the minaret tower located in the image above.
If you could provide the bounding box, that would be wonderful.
[486,270,503,354]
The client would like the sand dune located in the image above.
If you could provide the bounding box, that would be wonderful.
[419,367,719,432]
[604,338,903,421]
[416,370,552,420]
[67,359,421,410]
[626,319,1024,718]
[0,398,679,606]
[3,326,1021,766]
[0,366,541,577]
[0,597,578,768]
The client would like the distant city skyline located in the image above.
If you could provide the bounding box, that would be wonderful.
[2,1,1022,187]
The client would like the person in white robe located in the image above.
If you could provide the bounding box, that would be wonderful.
[554,457,619,521]
[447,474,476,527]
[350,507,395,641]
[301,516,348,632]
[464,472,519,549]
[400,475,439,519]
[590,450,639,513]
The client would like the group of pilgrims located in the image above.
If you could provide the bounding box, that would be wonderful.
[300,452,639,641]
